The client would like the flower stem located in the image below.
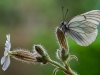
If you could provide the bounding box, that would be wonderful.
[47,58,66,71]
[46,57,77,75]
[63,61,77,75]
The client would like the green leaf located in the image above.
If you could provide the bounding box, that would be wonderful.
[67,55,78,62]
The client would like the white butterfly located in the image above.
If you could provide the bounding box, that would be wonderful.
[60,10,100,46]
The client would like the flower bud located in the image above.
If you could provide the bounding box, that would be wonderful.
[12,49,37,63]
[56,27,69,54]
[34,45,48,57]
[56,48,69,61]
[34,45,50,64]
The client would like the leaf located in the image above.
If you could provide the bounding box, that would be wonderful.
[67,55,78,62]
[52,68,59,75]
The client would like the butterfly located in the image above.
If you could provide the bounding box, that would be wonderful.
[60,9,100,46]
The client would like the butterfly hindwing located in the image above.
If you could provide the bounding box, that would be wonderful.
[67,29,98,46]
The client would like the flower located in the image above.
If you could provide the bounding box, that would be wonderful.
[1,34,11,71]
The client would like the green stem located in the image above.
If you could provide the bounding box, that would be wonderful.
[47,58,66,71]
[63,61,77,75]
[46,57,77,75]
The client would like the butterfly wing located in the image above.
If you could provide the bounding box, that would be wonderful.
[68,10,100,25]
[67,29,98,46]
[66,10,100,46]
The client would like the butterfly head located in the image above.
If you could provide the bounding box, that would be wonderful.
[60,21,67,33]
[60,21,66,27]
[60,7,69,33]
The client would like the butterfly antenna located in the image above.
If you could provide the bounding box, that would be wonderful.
[64,9,68,21]
[62,6,64,22]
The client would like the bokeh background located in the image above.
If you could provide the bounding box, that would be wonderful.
[0,0,100,75]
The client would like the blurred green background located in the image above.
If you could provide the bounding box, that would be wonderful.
[0,0,100,75]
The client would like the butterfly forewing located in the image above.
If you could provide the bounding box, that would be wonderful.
[80,10,100,25]
[68,15,85,24]
[69,20,97,33]
[83,10,100,15]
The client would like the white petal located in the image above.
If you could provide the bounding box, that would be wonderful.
[2,56,10,71]
[4,50,8,56]
[5,35,11,51]
[6,34,10,42]
[5,47,8,51]
[5,41,9,49]
[1,56,6,65]
[5,43,11,51]
[8,43,11,50]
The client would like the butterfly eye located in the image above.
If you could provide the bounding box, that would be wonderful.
[60,22,67,28]
[60,21,64,25]
[60,22,64,28]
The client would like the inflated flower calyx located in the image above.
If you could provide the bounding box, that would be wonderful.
[56,27,69,51]
[34,45,50,64]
